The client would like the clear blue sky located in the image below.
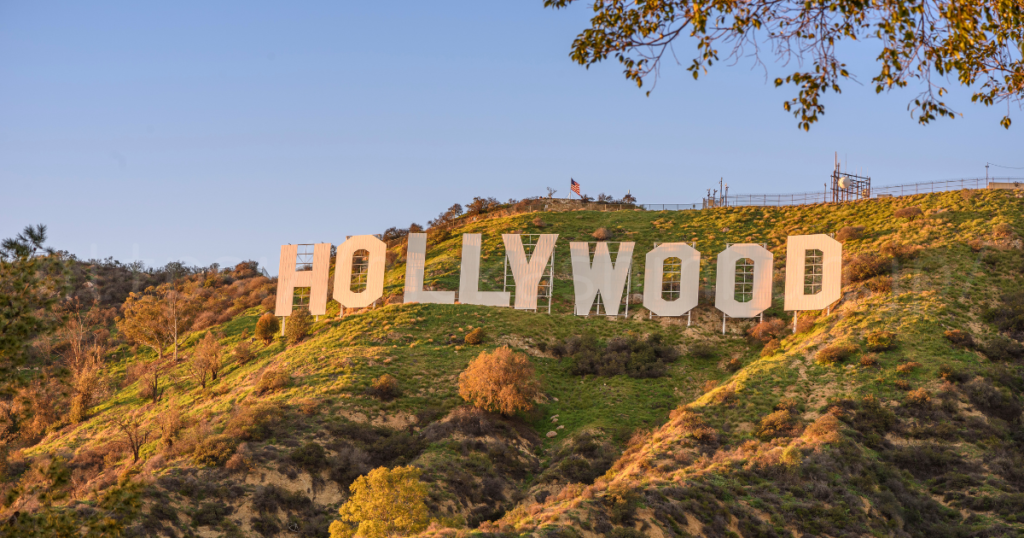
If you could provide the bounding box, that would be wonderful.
[2,2,1020,274]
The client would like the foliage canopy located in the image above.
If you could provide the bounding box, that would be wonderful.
[545,0,1023,129]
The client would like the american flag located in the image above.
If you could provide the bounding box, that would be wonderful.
[570,178,581,196]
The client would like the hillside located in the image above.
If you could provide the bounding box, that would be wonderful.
[2,188,1024,538]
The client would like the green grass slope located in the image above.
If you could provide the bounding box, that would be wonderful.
[4,188,1024,538]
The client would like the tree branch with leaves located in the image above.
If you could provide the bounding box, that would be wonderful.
[545,0,1023,129]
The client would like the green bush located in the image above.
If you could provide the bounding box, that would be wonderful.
[255,313,279,344]
[845,254,890,283]
[285,308,312,345]
[865,330,896,351]
[981,335,1024,362]
[365,374,401,401]
[192,435,237,467]
[234,341,255,365]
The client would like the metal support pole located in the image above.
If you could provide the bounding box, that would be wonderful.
[281,317,286,336]
[792,311,797,334]
[548,247,554,314]
[687,310,692,327]
[624,261,632,318]
[722,313,727,334]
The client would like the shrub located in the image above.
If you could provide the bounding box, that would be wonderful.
[234,341,254,365]
[968,239,984,252]
[906,388,931,406]
[962,377,1024,422]
[458,346,539,416]
[944,329,975,348]
[531,217,546,228]
[256,367,291,394]
[224,402,285,441]
[835,226,864,242]
[866,276,893,294]
[592,227,613,241]
[688,341,716,359]
[748,319,787,343]
[760,339,781,357]
[994,222,1015,238]
[564,333,680,378]
[192,434,237,467]
[896,361,922,375]
[365,374,401,401]
[894,206,923,220]
[725,358,742,372]
[894,379,911,390]
[255,313,279,344]
[845,253,890,283]
[981,335,1024,362]
[859,353,879,367]
[290,442,329,474]
[881,241,919,262]
[815,343,857,365]
[285,308,313,345]
[795,315,815,334]
[865,330,896,351]
[331,466,429,538]
[464,327,485,345]
[756,410,800,440]
[982,292,1024,339]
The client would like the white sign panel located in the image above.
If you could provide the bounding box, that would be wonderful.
[569,242,633,316]
[715,244,773,318]
[642,243,700,317]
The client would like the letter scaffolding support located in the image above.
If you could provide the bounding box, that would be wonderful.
[503,234,555,313]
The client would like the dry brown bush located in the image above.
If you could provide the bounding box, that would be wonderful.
[725,358,743,372]
[458,346,539,416]
[365,374,401,401]
[896,361,922,375]
[894,379,911,390]
[234,341,254,365]
[815,343,857,365]
[256,367,291,394]
[464,327,485,345]
[748,319,787,343]
[710,384,736,405]
[835,226,865,242]
[994,223,1015,238]
[185,332,222,389]
[968,239,984,252]
[755,409,801,440]
[880,241,920,262]
[592,227,613,241]
[961,188,974,200]
[866,276,893,294]
[845,253,890,283]
[802,413,842,448]
[860,353,879,367]
[906,388,931,406]
[894,206,923,221]
[701,379,720,393]
[944,329,974,348]
[531,217,546,228]
[760,339,781,357]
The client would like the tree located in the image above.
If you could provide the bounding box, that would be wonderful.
[545,0,1023,129]
[0,224,69,367]
[458,346,539,416]
[117,292,173,359]
[116,285,199,361]
[255,313,279,344]
[113,411,150,463]
[285,308,313,345]
[58,313,104,422]
[329,466,429,538]
[185,332,221,389]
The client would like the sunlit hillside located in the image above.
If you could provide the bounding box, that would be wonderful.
[2,188,1023,538]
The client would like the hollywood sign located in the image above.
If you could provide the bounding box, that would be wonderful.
[274,233,840,322]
